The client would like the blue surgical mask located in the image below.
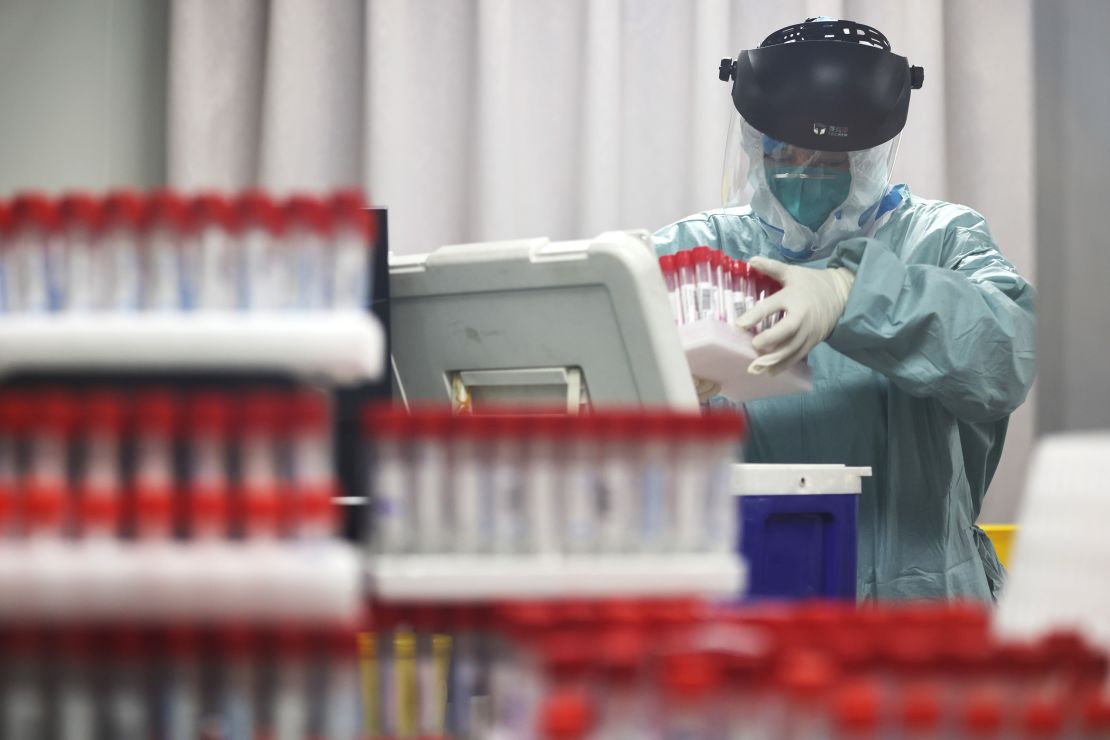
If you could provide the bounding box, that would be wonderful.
[766,166,852,232]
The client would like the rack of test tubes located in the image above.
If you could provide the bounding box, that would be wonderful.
[0,190,384,383]
[660,246,811,401]
[0,621,363,738]
[0,388,361,622]
[362,406,747,600]
[357,598,1110,739]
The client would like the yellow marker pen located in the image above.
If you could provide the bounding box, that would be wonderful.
[358,632,379,737]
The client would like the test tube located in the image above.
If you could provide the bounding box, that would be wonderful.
[186,392,230,540]
[411,409,451,553]
[1018,692,1065,739]
[273,625,311,740]
[220,624,257,740]
[779,650,837,738]
[897,682,943,740]
[240,392,282,540]
[283,196,332,310]
[8,193,61,312]
[394,627,419,739]
[743,261,757,317]
[451,414,492,554]
[57,193,103,312]
[716,251,733,324]
[235,191,286,312]
[692,246,715,321]
[329,190,374,311]
[637,413,671,552]
[78,390,125,540]
[729,259,748,326]
[323,624,362,740]
[185,194,238,311]
[596,627,649,738]
[57,626,96,740]
[162,625,202,740]
[447,606,485,737]
[108,626,151,740]
[658,254,682,325]
[831,680,882,740]
[672,413,707,552]
[563,414,600,554]
[2,627,46,738]
[959,687,1007,739]
[99,191,145,310]
[25,390,73,538]
[365,406,412,555]
[0,202,10,311]
[491,603,551,738]
[375,606,399,737]
[526,415,563,555]
[0,393,30,537]
[596,412,639,554]
[658,652,724,739]
[704,412,743,554]
[539,689,595,740]
[133,390,177,541]
[676,250,697,325]
[289,390,336,540]
[1081,692,1110,737]
[143,191,189,311]
[414,608,444,736]
[431,631,453,737]
[491,414,526,553]
[358,628,380,738]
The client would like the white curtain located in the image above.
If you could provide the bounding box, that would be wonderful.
[168,0,1034,521]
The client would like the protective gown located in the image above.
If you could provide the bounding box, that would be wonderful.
[654,185,1036,601]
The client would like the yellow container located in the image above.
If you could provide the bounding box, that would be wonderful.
[981,524,1018,568]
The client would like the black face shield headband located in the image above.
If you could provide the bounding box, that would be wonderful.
[719,18,924,152]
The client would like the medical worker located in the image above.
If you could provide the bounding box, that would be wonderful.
[655,18,1035,601]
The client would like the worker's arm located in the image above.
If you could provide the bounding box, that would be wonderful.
[653,213,725,255]
[826,216,1035,423]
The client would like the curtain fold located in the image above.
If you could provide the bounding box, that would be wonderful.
[167,0,1034,519]
[169,0,1026,255]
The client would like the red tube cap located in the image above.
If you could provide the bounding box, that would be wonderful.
[235,190,285,235]
[11,192,60,232]
[58,193,103,231]
[284,195,333,235]
[329,189,375,241]
[102,191,146,230]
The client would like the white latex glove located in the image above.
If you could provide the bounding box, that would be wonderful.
[693,376,721,403]
[737,256,855,376]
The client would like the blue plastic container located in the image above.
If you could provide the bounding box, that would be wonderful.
[732,464,870,601]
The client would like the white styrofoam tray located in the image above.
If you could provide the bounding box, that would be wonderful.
[731,463,873,496]
[678,319,812,401]
[0,541,362,623]
[368,554,745,601]
[0,311,385,384]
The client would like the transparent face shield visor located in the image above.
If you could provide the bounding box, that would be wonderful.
[721,113,900,234]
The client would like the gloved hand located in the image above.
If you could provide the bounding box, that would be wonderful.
[693,376,721,403]
[737,256,855,376]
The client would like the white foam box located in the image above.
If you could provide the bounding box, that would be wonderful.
[678,318,812,402]
[367,554,745,601]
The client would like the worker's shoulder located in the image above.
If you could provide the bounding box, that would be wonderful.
[653,207,760,253]
[895,191,993,234]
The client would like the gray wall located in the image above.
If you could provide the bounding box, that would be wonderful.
[940,1,1036,523]
[0,0,168,196]
[1035,0,1110,435]
[0,0,1092,520]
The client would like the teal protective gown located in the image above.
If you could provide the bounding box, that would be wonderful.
[654,186,1036,601]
